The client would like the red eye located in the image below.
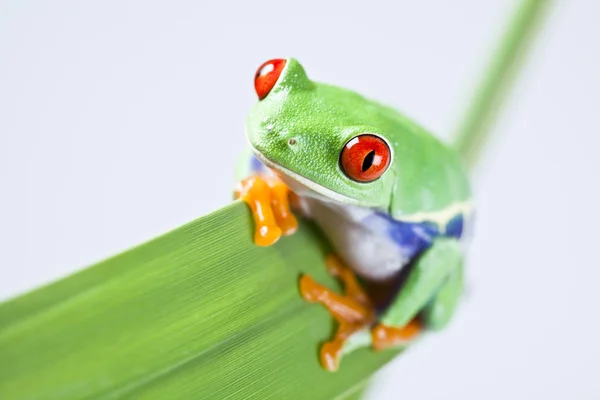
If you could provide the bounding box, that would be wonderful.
[340,135,390,182]
[254,59,286,100]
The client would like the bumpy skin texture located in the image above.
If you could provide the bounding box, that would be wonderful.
[240,58,472,370]
[246,59,471,217]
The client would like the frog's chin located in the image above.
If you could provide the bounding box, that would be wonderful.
[252,150,364,206]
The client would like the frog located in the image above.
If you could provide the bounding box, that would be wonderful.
[235,58,473,372]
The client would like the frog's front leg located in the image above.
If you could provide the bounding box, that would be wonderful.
[235,175,298,246]
[374,237,464,348]
[235,151,298,246]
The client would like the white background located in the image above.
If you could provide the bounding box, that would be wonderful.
[1,1,599,399]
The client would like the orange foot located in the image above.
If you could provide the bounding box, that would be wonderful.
[235,175,298,246]
[299,255,376,371]
[371,319,422,351]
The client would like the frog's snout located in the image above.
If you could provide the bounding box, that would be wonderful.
[252,124,298,152]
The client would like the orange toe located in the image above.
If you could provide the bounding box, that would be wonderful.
[255,224,282,247]
[265,176,298,236]
[236,176,284,247]
[372,320,422,351]
[299,275,323,303]
[321,340,342,372]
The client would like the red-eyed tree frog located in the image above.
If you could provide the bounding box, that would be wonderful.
[235,58,472,372]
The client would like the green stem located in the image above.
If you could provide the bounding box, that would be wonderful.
[453,0,554,170]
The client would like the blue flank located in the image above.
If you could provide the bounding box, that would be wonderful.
[250,155,265,173]
[445,214,465,238]
[367,212,464,260]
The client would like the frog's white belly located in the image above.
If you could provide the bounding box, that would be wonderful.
[303,198,409,281]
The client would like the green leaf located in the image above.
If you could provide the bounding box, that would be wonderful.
[0,202,398,399]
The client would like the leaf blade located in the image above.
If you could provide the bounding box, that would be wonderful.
[0,202,398,399]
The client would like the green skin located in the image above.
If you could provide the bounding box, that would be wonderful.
[245,58,472,346]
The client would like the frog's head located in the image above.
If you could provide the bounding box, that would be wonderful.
[246,58,397,209]
[246,58,471,215]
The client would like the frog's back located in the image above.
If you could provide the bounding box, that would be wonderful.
[384,113,472,222]
[313,82,472,221]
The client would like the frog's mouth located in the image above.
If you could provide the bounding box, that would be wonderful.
[251,149,364,206]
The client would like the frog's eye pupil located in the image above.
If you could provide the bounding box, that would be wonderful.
[340,135,390,182]
[362,150,375,172]
[254,59,286,100]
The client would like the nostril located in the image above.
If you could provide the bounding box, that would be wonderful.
[288,138,297,145]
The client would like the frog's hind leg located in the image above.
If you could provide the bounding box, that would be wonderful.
[299,255,376,371]
[323,255,371,307]
[420,262,464,331]
[372,237,464,350]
